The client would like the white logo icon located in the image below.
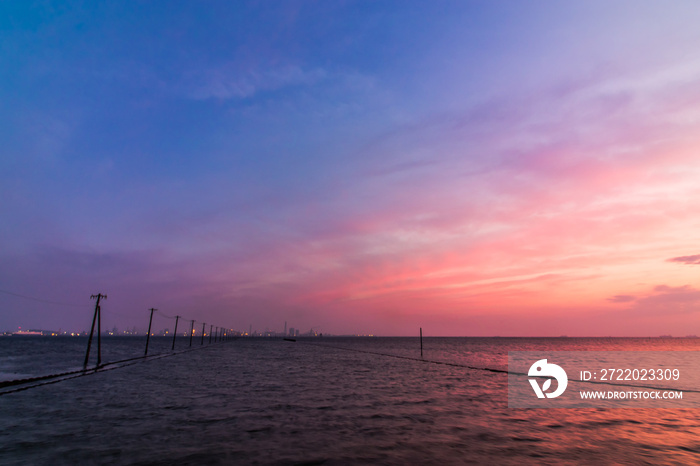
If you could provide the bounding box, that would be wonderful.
[528,359,568,399]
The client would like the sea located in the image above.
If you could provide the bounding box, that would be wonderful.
[1,336,700,465]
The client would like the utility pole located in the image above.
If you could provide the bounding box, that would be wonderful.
[420,327,423,358]
[209,324,213,344]
[201,322,206,345]
[172,316,180,350]
[84,293,106,369]
[189,320,195,347]
[145,308,156,356]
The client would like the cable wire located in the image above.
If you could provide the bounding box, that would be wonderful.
[0,288,89,307]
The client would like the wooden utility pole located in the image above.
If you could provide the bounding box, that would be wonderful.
[145,308,156,356]
[172,315,180,350]
[84,293,106,369]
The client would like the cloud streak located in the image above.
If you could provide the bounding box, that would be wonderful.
[668,255,700,265]
[187,64,328,100]
[3,2,700,335]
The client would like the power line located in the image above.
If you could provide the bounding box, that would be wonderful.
[294,341,696,394]
[0,288,88,307]
[0,344,218,396]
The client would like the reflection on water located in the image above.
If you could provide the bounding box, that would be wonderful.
[1,337,700,464]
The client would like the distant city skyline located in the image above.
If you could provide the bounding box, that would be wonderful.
[0,300,347,337]
[3,323,365,338]
[2,2,700,336]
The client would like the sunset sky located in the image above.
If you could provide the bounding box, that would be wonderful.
[2,1,700,336]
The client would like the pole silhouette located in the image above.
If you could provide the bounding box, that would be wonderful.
[97,297,101,365]
[201,322,206,345]
[420,327,423,358]
[84,293,106,369]
[189,320,195,347]
[145,308,156,356]
[172,316,180,350]
[209,324,213,344]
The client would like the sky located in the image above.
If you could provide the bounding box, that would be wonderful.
[1,1,700,336]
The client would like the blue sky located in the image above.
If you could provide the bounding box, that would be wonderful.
[2,1,700,336]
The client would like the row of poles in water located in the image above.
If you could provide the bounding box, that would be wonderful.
[84,293,234,369]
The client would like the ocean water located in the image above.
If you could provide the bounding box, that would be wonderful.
[1,336,700,464]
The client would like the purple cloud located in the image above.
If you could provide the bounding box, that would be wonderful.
[629,285,700,316]
[668,255,700,265]
[608,294,636,303]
